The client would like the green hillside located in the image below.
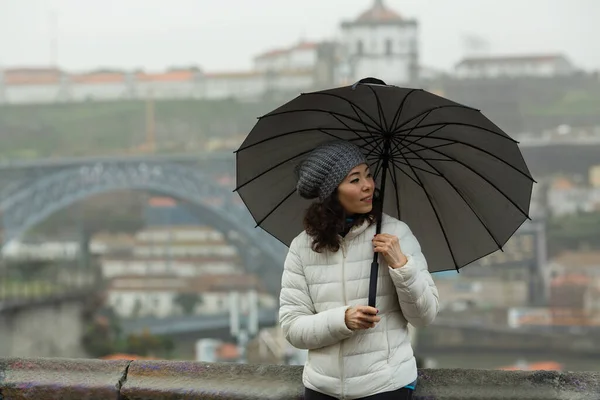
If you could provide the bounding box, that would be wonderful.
[1,84,599,161]
[0,98,281,160]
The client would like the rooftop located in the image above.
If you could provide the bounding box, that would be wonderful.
[356,0,403,22]
[2,357,600,399]
[457,54,571,67]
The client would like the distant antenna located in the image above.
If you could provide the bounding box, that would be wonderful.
[462,33,490,57]
[49,9,58,67]
[299,29,306,43]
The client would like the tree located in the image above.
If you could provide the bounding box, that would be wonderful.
[81,309,122,358]
[81,307,175,359]
[173,292,203,315]
[124,329,175,358]
[547,210,600,256]
[131,299,144,319]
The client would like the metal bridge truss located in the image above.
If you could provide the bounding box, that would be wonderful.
[0,161,287,294]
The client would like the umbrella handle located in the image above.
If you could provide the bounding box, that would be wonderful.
[369,152,389,307]
[368,214,383,307]
[353,77,388,90]
[368,258,379,307]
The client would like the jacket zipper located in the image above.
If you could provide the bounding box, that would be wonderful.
[340,238,348,400]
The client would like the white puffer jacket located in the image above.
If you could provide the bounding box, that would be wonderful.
[279,214,439,399]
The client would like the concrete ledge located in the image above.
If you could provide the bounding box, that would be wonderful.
[122,360,302,400]
[1,357,599,400]
[0,291,92,314]
[0,357,131,399]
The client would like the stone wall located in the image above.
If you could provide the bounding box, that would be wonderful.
[418,321,600,356]
[1,357,599,399]
[0,296,90,358]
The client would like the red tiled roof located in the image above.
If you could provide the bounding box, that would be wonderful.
[101,256,240,263]
[107,273,265,292]
[70,72,126,84]
[148,197,177,207]
[204,71,261,79]
[356,0,402,22]
[457,54,567,66]
[552,251,600,268]
[136,70,195,82]
[254,48,289,60]
[294,41,319,51]
[551,274,591,286]
[255,41,320,60]
[4,68,62,85]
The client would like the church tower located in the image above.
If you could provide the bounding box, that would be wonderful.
[338,0,419,85]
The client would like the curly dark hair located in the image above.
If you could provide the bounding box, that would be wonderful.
[303,189,380,253]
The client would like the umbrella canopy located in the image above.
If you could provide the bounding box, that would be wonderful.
[235,78,535,278]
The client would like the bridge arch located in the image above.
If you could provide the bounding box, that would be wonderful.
[0,161,286,294]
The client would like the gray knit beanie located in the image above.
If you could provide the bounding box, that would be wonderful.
[296,141,367,201]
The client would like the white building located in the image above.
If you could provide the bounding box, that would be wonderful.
[100,258,240,279]
[0,1,422,105]
[454,54,575,79]
[94,225,280,318]
[96,226,243,277]
[253,42,319,73]
[337,0,419,85]
[546,178,600,216]
[0,67,319,105]
[107,273,275,318]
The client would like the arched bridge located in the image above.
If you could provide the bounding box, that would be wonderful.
[0,160,287,294]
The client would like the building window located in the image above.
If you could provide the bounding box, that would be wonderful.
[357,40,364,55]
[385,39,393,56]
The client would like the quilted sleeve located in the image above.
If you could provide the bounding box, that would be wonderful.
[279,238,353,350]
[388,221,440,327]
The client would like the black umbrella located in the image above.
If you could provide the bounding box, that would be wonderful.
[234,77,535,307]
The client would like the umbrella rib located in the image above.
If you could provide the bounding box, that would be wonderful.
[387,158,402,219]
[396,145,460,270]
[387,158,423,188]
[305,92,384,131]
[328,112,381,156]
[365,139,388,182]
[398,123,448,152]
[392,110,447,170]
[390,155,442,177]
[394,137,504,249]
[258,108,381,132]
[315,93,393,166]
[235,126,374,153]
[316,103,382,161]
[253,186,298,228]
[370,156,384,184]
[398,134,534,182]
[392,137,532,219]
[400,142,455,156]
[363,136,385,160]
[366,85,389,131]
[402,157,453,162]
[389,89,420,134]
[333,101,387,161]
[395,122,519,144]
[358,130,382,157]
[233,149,313,192]
[394,111,435,155]
[392,104,480,134]
[316,128,360,143]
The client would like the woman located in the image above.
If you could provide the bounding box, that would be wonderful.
[279,141,440,400]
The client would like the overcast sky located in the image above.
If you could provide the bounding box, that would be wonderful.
[1,0,598,73]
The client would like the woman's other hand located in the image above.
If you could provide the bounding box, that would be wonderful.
[345,306,380,330]
[373,233,408,269]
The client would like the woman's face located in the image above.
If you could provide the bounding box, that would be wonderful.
[337,163,375,215]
